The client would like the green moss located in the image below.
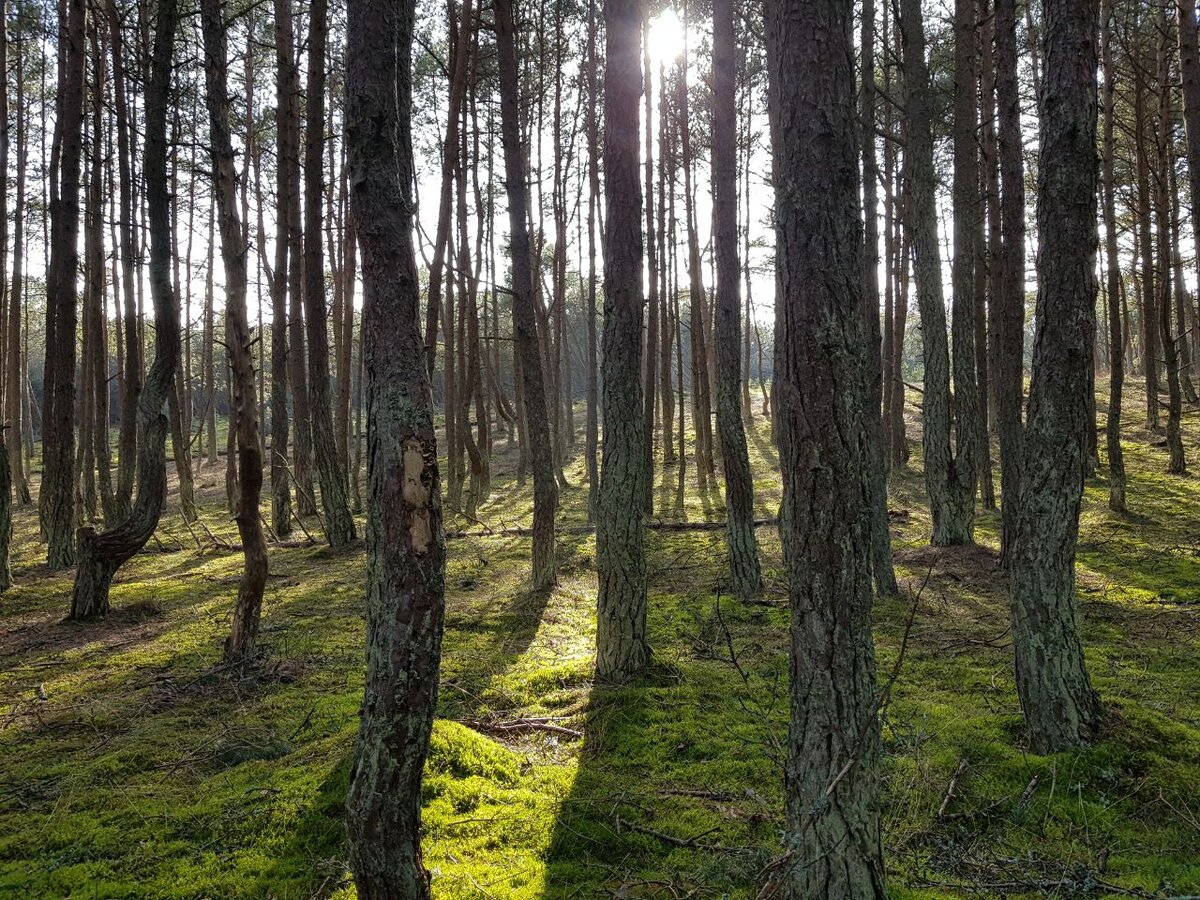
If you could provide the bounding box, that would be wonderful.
[1,395,1199,896]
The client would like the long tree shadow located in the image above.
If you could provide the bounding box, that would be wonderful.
[541,594,784,897]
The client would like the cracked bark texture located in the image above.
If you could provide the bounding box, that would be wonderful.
[712,0,762,599]
[344,0,445,894]
[765,0,886,894]
[1009,0,1104,754]
[595,0,649,680]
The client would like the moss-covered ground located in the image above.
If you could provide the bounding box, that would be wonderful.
[2,386,1199,898]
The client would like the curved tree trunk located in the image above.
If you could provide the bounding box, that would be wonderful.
[200,0,269,664]
[765,0,886,893]
[1009,0,1104,754]
[71,0,180,621]
[344,0,446,891]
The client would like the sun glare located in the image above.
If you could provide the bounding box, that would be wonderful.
[648,8,685,65]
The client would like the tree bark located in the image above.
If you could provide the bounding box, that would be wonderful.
[344,0,445,892]
[304,0,356,547]
[43,0,87,569]
[1009,0,1104,754]
[712,0,762,599]
[861,0,900,597]
[1101,0,1127,512]
[495,0,557,593]
[996,0,1026,555]
[901,0,975,546]
[70,0,180,620]
[595,0,649,680]
[765,0,886,893]
[200,0,269,664]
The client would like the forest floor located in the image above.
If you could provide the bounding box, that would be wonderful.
[2,387,1200,899]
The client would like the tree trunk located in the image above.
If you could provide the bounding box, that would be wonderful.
[269,0,292,536]
[1155,13,1185,474]
[1009,0,1104,754]
[900,0,975,546]
[596,0,649,680]
[584,0,600,522]
[44,0,87,569]
[71,0,180,621]
[765,0,886,893]
[861,0,900,597]
[712,0,762,599]
[1101,0,1127,512]
[304,0,356,547]
[495,0,557,593]
[200,0,269,663]
[995,0,1025,555]
[7,36,28,506]
[344,0,445,892]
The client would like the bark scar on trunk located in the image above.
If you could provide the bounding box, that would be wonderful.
[403,439,432,553]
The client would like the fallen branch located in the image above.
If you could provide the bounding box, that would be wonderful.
[615,815,752,853]
[458,717,583,739]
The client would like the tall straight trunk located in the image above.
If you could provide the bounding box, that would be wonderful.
[7,38,28,506]
[641,15,659,513]
[203,219,218,466]
[765,0,886,893]
[584,0,600,522]
[1177,0,1200,394]
[495,0,557,593]
[71,0,180,620]
[200,0,269,662]
[661,64,676,466]
[1135,70,1160,432]
[304,0,356,547]
[278,0,313,516]
[861,0,899,597]
[995,0,1025,556]
[977,0,998,508]
[901,0,975,546]
[1101,0,1126,512]
[0,0,8,587]
[677,60,714,487]
[1169,149,1198,404]
[1009,0,1104,754]
[1156,15,1185,474]
[44,0,87,568]
[951,0,983,519]
[596,0,649,680]
[344,0,446,892]
[269,0,292,536]
[423,0,473,380]
[106,0,139,520]
[712,0,761,598]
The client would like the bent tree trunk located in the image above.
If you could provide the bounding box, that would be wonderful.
[495,0,557,592]
[765,0,886,894]
[1010,0,1104,754]
[71,0,180,620]
[200,0,269,663]
[344,0,446,895]
[712,0,761,598]
[595,0,650,680]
